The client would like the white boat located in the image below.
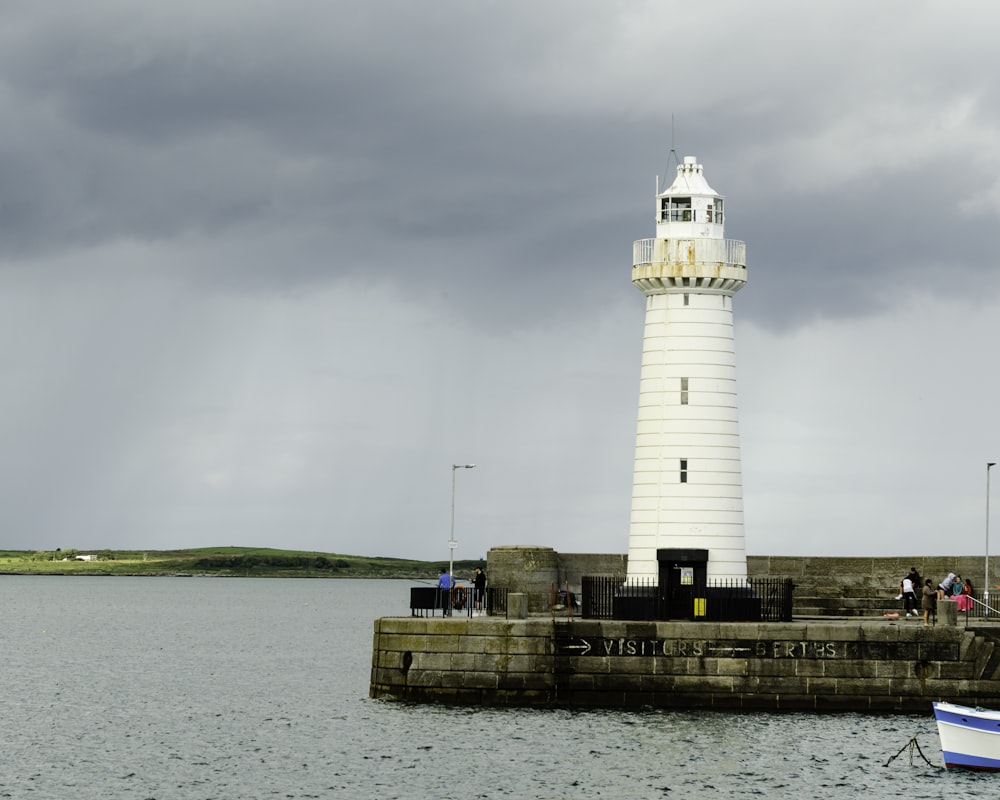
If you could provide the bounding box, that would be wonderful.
[933,701,1000,770]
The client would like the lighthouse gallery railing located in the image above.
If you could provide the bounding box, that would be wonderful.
[633,238,746,269]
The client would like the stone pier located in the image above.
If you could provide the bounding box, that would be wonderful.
[370,615,1000,712]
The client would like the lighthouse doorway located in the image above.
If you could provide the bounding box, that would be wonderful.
[657,548,708,620]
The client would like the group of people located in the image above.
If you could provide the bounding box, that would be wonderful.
[898,567,974,626]
[936,572,975,611]
[436,565,487,616]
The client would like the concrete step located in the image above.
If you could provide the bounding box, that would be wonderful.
[794,595,916,617]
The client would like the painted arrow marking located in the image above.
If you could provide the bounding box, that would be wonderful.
[561,639,592,655]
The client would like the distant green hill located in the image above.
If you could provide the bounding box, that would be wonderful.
[0,547,485,580]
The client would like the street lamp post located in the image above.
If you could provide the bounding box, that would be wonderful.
[449,464,476,583]
[987,462,997,615]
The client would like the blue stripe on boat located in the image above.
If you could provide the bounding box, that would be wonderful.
[934,707,1000,734]
[942,750,1000,771]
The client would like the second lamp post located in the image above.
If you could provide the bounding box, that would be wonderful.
[449,463,476,584]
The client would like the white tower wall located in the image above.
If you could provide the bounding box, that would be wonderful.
[626,156,748,584]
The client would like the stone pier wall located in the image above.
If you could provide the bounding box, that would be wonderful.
[370,616,1000,712]
[486,547,995,617]
[486,546,626,612]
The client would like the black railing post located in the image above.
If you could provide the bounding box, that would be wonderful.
[781,578,794,622]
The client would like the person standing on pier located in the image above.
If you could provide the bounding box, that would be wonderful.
[922,579,937,627]
[899,574,918,617]
[472,566,486,616]
[437,567,453,616]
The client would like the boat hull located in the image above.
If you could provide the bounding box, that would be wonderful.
[933,701,1000,770]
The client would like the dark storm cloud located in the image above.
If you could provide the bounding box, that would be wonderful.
[18,0,1000,328]
[736,166,995,328]
[2,0,1000,328]
[0,0,650,328]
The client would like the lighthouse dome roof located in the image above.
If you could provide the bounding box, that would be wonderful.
[662,156,720,198]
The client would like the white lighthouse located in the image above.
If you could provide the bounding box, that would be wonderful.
[626,156,748,586]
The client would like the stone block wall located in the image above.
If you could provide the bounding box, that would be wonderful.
[486,546,626,612]
[370,616,1000,712]
[748,556,991,617]
[371,616,557,705]
[485,547,993,618]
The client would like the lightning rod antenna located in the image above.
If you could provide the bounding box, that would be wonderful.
[661,114,680,188]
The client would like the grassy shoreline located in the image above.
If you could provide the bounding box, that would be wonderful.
[0,546,484,580]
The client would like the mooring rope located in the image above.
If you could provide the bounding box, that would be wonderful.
[883,736,940,769]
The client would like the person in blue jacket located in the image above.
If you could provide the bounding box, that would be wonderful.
[437,567,453,616]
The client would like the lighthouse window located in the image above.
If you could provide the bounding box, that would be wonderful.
[671,197,692,222]
[680,378,689,405]
[714,199,724,223]
[661,197,693,222]
[679,459,688,483]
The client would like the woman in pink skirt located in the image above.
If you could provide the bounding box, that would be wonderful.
[955,577,974,612]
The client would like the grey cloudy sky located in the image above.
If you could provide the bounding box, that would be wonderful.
[2,1,999,561]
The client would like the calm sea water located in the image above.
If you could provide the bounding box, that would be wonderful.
[0,575,991,798]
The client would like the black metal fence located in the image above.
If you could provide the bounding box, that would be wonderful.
[409,585,507,617]
[581,575,794,622]
[954,591,1000,622]
[487,586,508,616]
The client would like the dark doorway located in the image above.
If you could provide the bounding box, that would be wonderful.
[657,548,708,620]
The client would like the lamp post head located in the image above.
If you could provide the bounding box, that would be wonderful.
[453,463,476,470]
[990,462,997,469]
